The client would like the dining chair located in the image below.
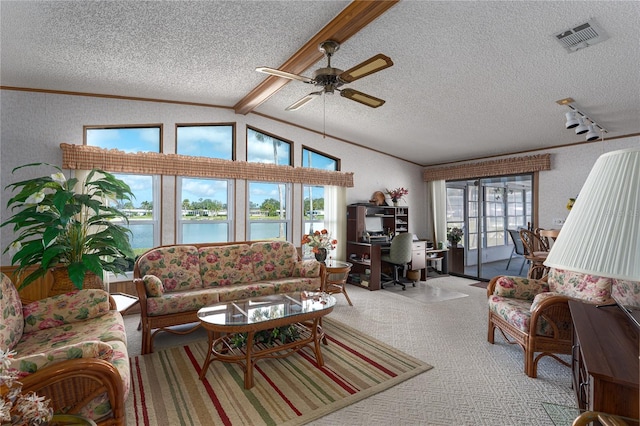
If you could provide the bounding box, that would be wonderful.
[506,229,527,275]
[519,229,549,279]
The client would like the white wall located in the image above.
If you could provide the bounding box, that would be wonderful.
[0,90,427,265]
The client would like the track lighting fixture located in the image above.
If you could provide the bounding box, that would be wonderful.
[556,98,607,141]
[585,124,599,141]
[574,117,589,135]
[565,111,579,129]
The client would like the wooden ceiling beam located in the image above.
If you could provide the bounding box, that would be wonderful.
[233,0,399,115]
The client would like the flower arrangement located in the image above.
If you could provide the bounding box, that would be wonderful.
[1,349,53,425]
[301,229,337,253]
[447,227,464,245]
[386,187,408,202]
[1,163,135,290]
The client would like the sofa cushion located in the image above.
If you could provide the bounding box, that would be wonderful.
[0,273,23,351]
[22,289,111,334]
[137,245,202,291]
[488,295,555,337]
[493,276,549,301]
[145,289,221,317]
[215,283,277,303]
[613,279,640,307]
[18,310,127,352]
[251,241,298,281]
[199,244,255,287]
[548,268,613,304]
[292,260,322,278]
[267,277,322,294]
[143,274,164,297]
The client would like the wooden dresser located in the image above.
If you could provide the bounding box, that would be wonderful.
[569,300,639,420]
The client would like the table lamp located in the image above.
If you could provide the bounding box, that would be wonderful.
[544,147,640,325]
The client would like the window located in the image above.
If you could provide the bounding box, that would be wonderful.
[176,124,234,160]
[301,147,339,257]
[446,186,465,244]
[85,126,161,263]
[247,127,292,165]
[178,178,232,243]
[248,182,290,240]
[176,124,235,243]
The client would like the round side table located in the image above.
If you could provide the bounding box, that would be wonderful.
[324,260,353,306]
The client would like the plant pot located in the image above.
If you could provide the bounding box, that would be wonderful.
[49,267,103,297]
[314,248,328,263]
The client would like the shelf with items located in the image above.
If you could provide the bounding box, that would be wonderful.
[346,241,382,291]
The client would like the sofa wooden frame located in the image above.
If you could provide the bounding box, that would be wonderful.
[134,241,326,354]
[486,276,573,378]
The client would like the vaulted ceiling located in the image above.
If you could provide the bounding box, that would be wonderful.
[1,1,639,166]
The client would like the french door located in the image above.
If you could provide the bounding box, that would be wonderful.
[446,174,533,280]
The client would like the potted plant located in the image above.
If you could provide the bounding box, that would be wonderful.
[1,163,135,292]
[385,187,408,206]
[447,227,463,247]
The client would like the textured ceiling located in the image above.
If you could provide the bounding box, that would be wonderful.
[2,1,639,166]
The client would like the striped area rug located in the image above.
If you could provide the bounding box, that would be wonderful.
[127,318,432,425]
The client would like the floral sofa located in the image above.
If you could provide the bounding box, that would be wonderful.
[134,240,326,354]
[487,268,616,378]
[0,272,129,426]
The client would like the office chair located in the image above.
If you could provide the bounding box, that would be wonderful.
[381,232,414,291]
[506,229,526,275]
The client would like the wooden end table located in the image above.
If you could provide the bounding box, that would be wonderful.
[324,260,353,306]
[197,291,336,389]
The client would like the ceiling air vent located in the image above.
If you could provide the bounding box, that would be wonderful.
[553,19,608,53]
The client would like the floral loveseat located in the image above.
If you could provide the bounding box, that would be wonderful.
[0,272,129,426]
[487,268,615,378]
[134,240,326,354]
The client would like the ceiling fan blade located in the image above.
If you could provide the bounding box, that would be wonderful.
[339,54,393,83]
[340,88,385,108]
[256,67,313,84]
[285,91,322,111]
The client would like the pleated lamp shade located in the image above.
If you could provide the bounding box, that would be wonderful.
[544,147,640,281]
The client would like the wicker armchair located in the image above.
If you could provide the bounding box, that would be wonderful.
[0,273,128,425]
[487,268,613,378]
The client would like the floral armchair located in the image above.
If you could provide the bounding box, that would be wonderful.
[487,268,614,378]
[0,273,129,425]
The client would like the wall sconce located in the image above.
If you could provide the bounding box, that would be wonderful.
[557,98,607,141]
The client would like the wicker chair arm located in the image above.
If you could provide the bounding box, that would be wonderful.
[19,358,124,426]
[134,278,149,318]
[529,293,572,334]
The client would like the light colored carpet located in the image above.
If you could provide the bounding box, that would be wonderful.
[126,318,431,425]
[381,280,469,303]
[124,276,576,425]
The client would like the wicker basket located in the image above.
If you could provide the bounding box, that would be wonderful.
[49,267,104,297]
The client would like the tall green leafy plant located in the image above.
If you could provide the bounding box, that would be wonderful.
[1,163,135,290]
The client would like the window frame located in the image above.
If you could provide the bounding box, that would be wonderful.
[247,181,291,241]
[175,123,236,161]
[246,126,293,166]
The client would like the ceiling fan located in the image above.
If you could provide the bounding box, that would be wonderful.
[256,40,393,111]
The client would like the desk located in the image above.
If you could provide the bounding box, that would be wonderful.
[425,249,448,275]
[324,260,353,306]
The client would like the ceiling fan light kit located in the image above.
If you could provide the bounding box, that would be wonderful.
[256,40,393,111]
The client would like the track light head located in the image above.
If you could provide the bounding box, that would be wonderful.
[565,111,579,129]
[575,117,589,135]
[585,125,599,141]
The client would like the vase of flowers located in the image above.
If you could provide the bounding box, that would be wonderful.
[301,229,337,263]
[447,227,463,247]
[386,187,409,206]
[1,163,135,293]
[1,348,53,425]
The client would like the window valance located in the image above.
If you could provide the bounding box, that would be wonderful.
[422,154,551,182]
[60,143,354,187]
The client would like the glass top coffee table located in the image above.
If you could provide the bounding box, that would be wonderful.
[197,291,336,389]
